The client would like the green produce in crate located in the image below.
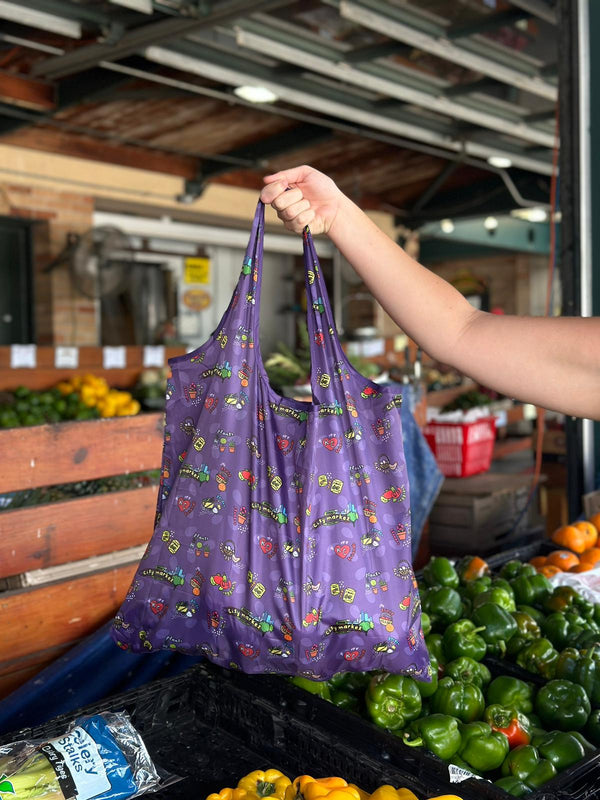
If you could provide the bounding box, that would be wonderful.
[544,585,594,618]
[290,677,332,700]
[460,576,492,601]
[430,676,485,723]
[571,629,600,651]
[486,676,536,715]
[425,633,446,666]
[445,657,491,689]
[403,713,462,760]
[534,679,591,731]
[422,556,459,589]
[471,603,518,657]
[472,587,516,613]
[415,654,439,698]
[457,721,510,771]
[328,671,371,693]
[330,689,360,712]
[554,647,600,705]
[585,707,600,746]
[506,611,541,658]
[509,574,553,608]
[365,673,422,730]
[420,612,431,637]
[515,638,559,679]
[541,612,587,650]
[532,730,589,771]
[442,619,487,662]
[456,555,490,583]
[517,605,546,627]
[484,705,531,748]
[494,776,533,797]
[500,746,557,790]
[500,560,536,581]
[421,586,463,629]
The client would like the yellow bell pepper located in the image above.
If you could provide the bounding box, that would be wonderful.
[206,788,246,800]
[236,770,292,800]
[286,776,362,800]
[369,787,418,800]
[428,797,464,800]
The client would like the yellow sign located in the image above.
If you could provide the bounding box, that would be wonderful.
[182,289,211,310]
[184,257,211,284]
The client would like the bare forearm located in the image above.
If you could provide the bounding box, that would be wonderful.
[328,196,600,420]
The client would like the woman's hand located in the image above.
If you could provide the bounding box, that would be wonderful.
[260,165,345,235]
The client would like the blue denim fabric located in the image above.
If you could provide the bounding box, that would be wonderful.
[397,383,444,559]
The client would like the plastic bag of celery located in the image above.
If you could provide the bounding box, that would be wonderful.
[0,711,174,800]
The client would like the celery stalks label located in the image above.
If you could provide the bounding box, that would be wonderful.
[42,727,111,800]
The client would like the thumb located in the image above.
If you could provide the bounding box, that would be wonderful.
[263,165,312,186]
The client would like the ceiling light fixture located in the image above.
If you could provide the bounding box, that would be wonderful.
[109,0,153,12]
[0,0,82,37]
[484,216,499,231]
[233,85,278,104]
[487,155,513,169]
[511,207,548,222]
[440,219,455,234]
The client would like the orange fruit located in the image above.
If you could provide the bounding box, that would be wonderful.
[579,547,600,566]
[573,520,599,550]
[589,513,600,531]
[546,550,580,570]
[570,562,595,573]
[529,556,547,568]
[538,564,562,578]
[551,524,589,554]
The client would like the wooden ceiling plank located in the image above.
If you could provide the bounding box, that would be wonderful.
[0,70,55,111]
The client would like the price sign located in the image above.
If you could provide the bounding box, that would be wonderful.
[103,346,127,369]
[10,344,37,368]
[55,347,79,369]
[143,345,165,368]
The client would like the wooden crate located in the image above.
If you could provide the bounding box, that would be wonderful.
[0,413,164,698]
[428,473,546,556]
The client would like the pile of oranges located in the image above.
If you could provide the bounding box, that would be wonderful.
[530,513,600,577]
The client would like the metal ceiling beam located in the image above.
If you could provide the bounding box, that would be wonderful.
[143,42,554,175]
[444,77,505,97]
[507,0,557,25]
[341,41,413,63]
[31,0,290,80]
[339,0,557,101]
[446,8,530,40]
[235,26,555,148]
[526,108,556,123]
[410,160,460,214]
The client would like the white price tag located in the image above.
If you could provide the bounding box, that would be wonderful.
[10,344,37,368]
[448,764,481,783]
[55,346,79,369]
[143,345,165,368]
[103,346,127,369]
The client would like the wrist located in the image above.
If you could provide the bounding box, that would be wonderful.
[326,193,357,241]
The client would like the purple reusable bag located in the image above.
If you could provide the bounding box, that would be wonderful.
[111,201,430,681]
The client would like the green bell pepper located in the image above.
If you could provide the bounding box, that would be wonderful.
[555,646,600,705]
[544,585,594,618]
[484,704,532,749]
[517,605,546,627]
[486,676,536,715]
[290,677,331,700]
[421,585,463,630]
[445,656,491,689]
[515,638,559,679]
[442,619,487,662]
[541,612,586,651]
[572,629,600,651]
[534,679,591,731]
[403,713,462,761]
[422,556,460,589]
[431,676,485,723]
[510,574,553,608]
[472,587,516,613]
[532,730,587,771]
[330,689,360,712]
[501,745,557,789]
[425,632,446,666]
[506,611,542,658]
[461,576,492,601]
[458,721,510,772]
[494,776,532,797]
[456,554,490,583]
[471,602,518,657]
[420,611,431,637]
[500,560,536,581]
[585,707,600,746]
[365,672,422,730]
[415,653,439,698]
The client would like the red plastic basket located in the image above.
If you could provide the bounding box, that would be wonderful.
[423,416,497,477]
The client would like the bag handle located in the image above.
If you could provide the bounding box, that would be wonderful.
[233,200,350,404]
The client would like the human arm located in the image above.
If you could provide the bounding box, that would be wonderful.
[260,165,600,420]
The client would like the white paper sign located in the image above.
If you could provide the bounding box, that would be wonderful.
[10,344,37,368]
[143,345,165,368]
[55,346,79,369]
[103,346,127,369]
[448,764,481,783]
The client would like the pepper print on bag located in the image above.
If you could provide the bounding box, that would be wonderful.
[110,201,430,682]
